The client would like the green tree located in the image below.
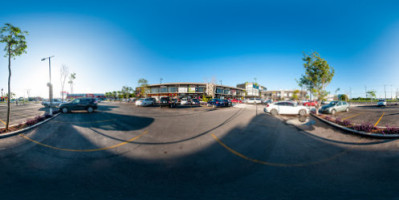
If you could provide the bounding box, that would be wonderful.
[0,23,28,131]
[339,94,349,101]
[121,86,134,99]
[367,90,376,99]
[298,52,334,114]
[292,89,300,101]
[138,78,148,97]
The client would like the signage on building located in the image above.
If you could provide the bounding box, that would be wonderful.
[178,87,187,93]
[188,85,196,93]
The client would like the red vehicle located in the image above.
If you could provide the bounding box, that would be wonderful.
[303,100,318,106]
[231,99,242,103]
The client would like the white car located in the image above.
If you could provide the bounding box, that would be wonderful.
[377,99,387,107]
[42,99,65,107]
[246,98,262,104]
[180,98,190,105]
[135,98,153,107]
[264,101,309,116]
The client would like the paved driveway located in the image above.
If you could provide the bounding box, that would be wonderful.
[1,102,399,199]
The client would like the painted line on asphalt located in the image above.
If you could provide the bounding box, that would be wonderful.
[20,130,148,152]
[211,133,347,167]
[0,119,6,125]
[374,112,385,127]
[342,113,362,120]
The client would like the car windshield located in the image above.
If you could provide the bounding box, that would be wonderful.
[329,101,338,105]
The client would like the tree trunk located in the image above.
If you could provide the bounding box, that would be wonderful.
[6,47,11,131]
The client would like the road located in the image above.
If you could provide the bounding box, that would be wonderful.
[1,102,399,199]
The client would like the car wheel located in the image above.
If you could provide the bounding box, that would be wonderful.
[299,109,306,116]
[331,109,336,115]
[345,108,349,112]
[62,107,69,113]
[87,106,94,113]
[270,109,278,116]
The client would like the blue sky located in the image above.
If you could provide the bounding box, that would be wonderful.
[0,0,399,98]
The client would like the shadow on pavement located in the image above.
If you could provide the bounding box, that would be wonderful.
[2,105,399,199]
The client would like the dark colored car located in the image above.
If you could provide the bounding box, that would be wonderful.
[191,99,200,105]
[59,98,98,113]
[221,99,232,107]
[207,99,224,107]
[159,97,177,108]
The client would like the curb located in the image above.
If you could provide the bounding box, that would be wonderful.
[311,113,399,138]
[0,113,61,138]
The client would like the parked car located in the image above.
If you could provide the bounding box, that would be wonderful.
[264,99,273,104]
[180,98,191,105]
[135,98,154,107]
[159,97,177,108]
[377,99,387,107]
[221,99,232,107]
[42,98,65,107]
[264,101,309,116]
[246,98,262,104]
[303,100,318,107]
[191,99,200,105]
[319,101,350,115]
[231,99,242,103]
[207,99,224,107]
[147,98,156,105]
[59,98,98,113]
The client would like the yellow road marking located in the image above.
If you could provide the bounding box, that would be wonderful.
[211,133,347,167]
[0,119,6,125]
[342,113,362,120]
[20,130,148,152]
[52,119,116,124]
[374,112,385,127]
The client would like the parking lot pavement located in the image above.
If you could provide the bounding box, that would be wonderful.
[330,105,399,127]
[0,103,47,128]
[2,102,399,199]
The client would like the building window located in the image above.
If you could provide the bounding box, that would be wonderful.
[168,87,178,93]
[160,87,168,93]
[196,87,205,93]
[151,87,159,93]
[216,88,223,94]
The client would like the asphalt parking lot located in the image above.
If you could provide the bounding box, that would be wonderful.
[2,102,399,199]
[331,104,399,127]
[0,103,46,128]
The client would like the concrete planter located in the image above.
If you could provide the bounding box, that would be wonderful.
[0,113,60,138]
[311,113,399,138]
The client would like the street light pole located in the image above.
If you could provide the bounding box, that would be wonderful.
[41,56,54,115]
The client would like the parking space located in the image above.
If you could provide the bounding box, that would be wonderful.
[333,105,399,127]
[0,103,47,128]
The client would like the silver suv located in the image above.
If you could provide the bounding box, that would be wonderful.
[319,101,349,115]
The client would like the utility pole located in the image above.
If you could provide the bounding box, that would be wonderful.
[160,78,163,84]
[365,86,367,98]
[391,85,393,99]
[41,56,54,115]
[384,84,386,99]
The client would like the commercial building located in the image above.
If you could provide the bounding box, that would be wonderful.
[236,82,267,98]
[145,82,245,101]
[262,90,307,101]
[67,93,106,100]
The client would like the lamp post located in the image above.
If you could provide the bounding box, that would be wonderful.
[41,56,54,115]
